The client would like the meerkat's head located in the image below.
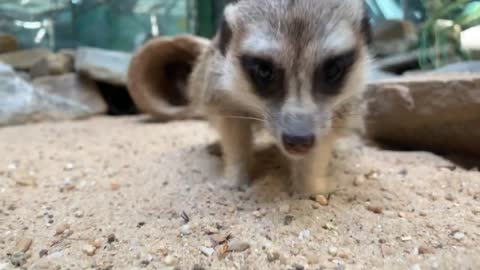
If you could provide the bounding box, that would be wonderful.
[212,0,371,158]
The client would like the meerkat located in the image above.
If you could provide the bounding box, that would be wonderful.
[187,0,371,196]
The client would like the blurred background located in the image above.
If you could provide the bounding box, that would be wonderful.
[0,0,480,122]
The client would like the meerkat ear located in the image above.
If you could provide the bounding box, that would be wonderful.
[216,14,233,56]
[216,4,236,56]
[361,6,372,45]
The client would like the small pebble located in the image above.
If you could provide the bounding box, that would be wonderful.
[82,244,97,256]
[228,241,250,252]
[74,210,84,218]
[279,204,291,214]
[64,163,74,171]
[91,239,103,249]
[266,250,280,262]
[110,180,121,191]
[453,232,465,241]
[210,232,230,244]
[401,236,412,242]
[322,222,336,230]
[445,193,455,202]
[298,230,310,241]
[9,252,28,267]
[39,249,49,258]
[193,264,206,270]
[418,246,435,255]
[367,205,383,214]
[107,234,116,243]
[365,170,379,180]
[353,175,366,186]
[410,264,422,270]
[314,195,329,206]
[328,247,338,256]
[15,238,33,252]
[200,246,215,257]
[55,223,70,235]
[284,215,294,226]
[180,224,191,235]
[164,255,178,266]
[419,211,428,217]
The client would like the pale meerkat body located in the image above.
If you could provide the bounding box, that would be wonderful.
[188,0,371,196]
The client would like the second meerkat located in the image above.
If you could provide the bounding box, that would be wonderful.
[188,0,371,196]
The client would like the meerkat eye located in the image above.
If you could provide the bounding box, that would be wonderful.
[322,50,357,84]
[240,56,275,83]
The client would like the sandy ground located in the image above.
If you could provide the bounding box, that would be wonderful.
[0,116,479,270]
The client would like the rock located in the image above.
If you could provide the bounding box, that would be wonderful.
[107,234,116,243]
[81,244,97,256]
[432,61,480,73]
[364,74,480,157]
[0,73,107,127]
[0,33,18,53]
[75,47,132,86]
[30,53,74,78]
[298,230,310,241]
[266,250,280,262]
[0,48,53,70]
[110,180,121,191]
[353,175,366,186]
[418,246,435,255]
[74,210,84,218]
[371,20,418,56]
[15,238,33,252]
[199,246,215,257]
[163,255,178,266]
[284,215,295,226]
[366,205,383,214]
[313,195,329,206]
[453,232,465,241]
[9,252,28,267]
[328,247,338,257]
[228,241,250,252]
[55,223,70,235]
[279,204,291,214]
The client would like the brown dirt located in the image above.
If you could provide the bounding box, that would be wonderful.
[0,116,479,270]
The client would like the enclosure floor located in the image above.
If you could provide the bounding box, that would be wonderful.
[0,116,479,270]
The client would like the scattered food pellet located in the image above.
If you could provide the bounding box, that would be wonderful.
[328,247,338,256]
[200,246,215,257]
[137,222,146,228]
[353,175,366,186]
[314,195,329,206]
[228,241,250,252]
[15,238,33,252]
[453,232,465,241]
[419,211,428,217]
[367,205,383,214]
[82,244,97,256]
[91,239,102,249]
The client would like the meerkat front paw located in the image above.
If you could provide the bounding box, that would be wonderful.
[225,165,251,190]
[291,175,336,198]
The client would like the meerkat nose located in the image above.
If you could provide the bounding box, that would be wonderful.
[282,133,315,154]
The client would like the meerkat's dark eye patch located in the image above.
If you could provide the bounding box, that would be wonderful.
[314,49,358,96]
[240,55,285,99]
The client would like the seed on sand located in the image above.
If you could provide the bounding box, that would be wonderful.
[353,175,366,186]
[366,205,383,214]
[82,244,97,256]
[55,223,70,235]
[228,241,250,252]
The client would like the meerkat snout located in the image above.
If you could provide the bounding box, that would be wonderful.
[188,0,371,196]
